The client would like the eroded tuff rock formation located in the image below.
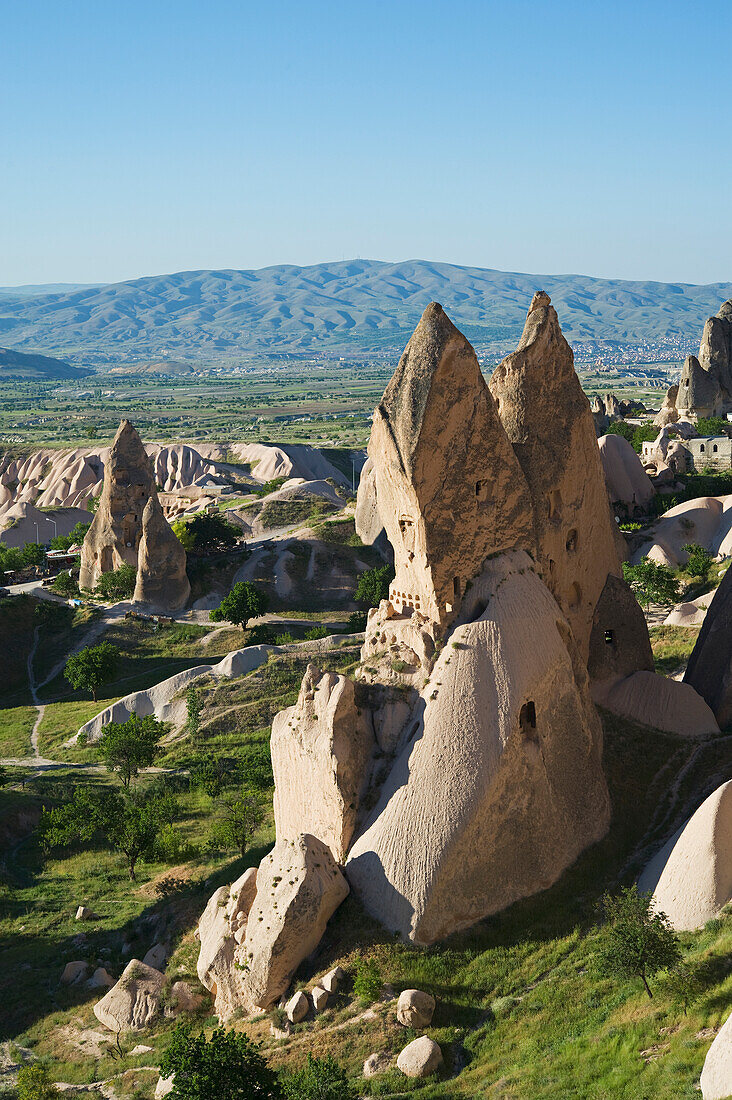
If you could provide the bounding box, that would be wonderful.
[671,299,732,420]
[79,420,189,610]
[684,560,732,727]
[196,295,682,1013]
[489,292,626,663]
[347,550,610,944]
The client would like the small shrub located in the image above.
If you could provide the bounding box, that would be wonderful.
[304,625,327,640]
[352,957,382,1003]
[16,1064,59,1100]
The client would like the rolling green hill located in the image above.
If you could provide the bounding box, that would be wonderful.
[0,346,92,379]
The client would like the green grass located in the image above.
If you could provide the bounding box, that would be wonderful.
[0,705,37,757]
[649,626,700,677]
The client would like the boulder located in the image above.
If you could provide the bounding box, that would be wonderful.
[654,384,680,428]
[638,781,732,931]
[366,301,534,629]
[397,1036,443,1078]
[347,551,610,945]
[593,671,719,737]
[130,1045,153,1056]
[271,665,375,862]
[167,981,206,1014]
[155,1076,175,1098]
[93,960,165,1033]
[598,434,655,510]
[363,1052,392,1077]
[142,943,168,971]
[685,561,732,727]
[238,835,349,1010]
[133,495,190,611]
[196,871,258,1023]
[60,960,88,984]
[286,990,309,1023]
[75,905,97,921]
[321,966,345,995]
[700,1011,732,1100]
[311,985,329,1012]
[397,989,435,1028]
[87,967,116,990]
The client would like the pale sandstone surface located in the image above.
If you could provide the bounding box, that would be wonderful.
[346,551,610,945]
[663,587,718,628]
[133,494,190,611]
[654,384,680,427]
[593,670,719,737]
[311,986,329,1012]
[397,1036,443,1078]
[397,989,435,1027]
[238,835,349,1010]
[93,960,165,1033]
[321,966,345,994]
[632,497,726,570]
[368,301,534,627]
[79,421,158,590]
[639,781,732,931]
[154,1076,175,1098]
[597,434,655,510]
[196,872,257,1023]
[286,990,309,1023]
[364,1052,392,1078]
[490,292,623,662]
[587,574,654,685]
[685,562,732,727]
[271,665,375,862]
[61,961,88,984]
[701,1010,732,1100]
[677,354,722,419]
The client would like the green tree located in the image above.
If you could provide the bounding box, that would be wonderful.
[659,959,707,1016]
[186,685,203,738]
[64,641,119,702]
[190,753,237,799]
[49,521,91,551]
[22,542,46,568]
[352,957,382,1002]
[631,423,659,454]
[281,1054,355,1100]
[605,420,635,443]
[173,512,240,553]
[96,713,165,787]
[595,885,681,998]
[210,582,268,629]
[622,559,680,610]
[95,562,137,600]
[0,544,24,575]
[51,571,80,597]
[172,519,196,552]
[354,564,395,608]
[209,786,265,857]
[682,543,713,581]
[16,1063,59,1099]
[41,785,168,881]
[695,416,729,436]
[159,1024,282,1100]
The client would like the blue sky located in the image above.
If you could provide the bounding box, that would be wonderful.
[2,0,731,286]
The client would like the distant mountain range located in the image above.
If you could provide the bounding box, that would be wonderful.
[0,347,92,380]
[0,260,729,361]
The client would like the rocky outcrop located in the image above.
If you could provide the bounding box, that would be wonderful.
[354,456,390,560]
[674,300,732,420]
[593,670,719,737]
[133,495,190,611]
[684,561,732,727]
[677,354,723,420]
[346,551,610,945]
[587,574,654,685]
[93,960,164,1032]
[367,301,534,629]
[654,384,680,428]
[79,421,157,589]
[489,292,624,663]
[397,989,435,1027]
[238,835,349,1010]
[196,868,258,1022]
[639,781,732,931]
[598,434,654,511]
[271,665,375,862]
[700,1010,732,1100]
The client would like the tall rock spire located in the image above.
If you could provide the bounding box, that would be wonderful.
[368,301,534,627]
[489,292,626,662]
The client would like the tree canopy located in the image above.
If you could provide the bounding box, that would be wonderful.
[64,641,119,702]
[96,712,165,787]
[210,581,268,629]
[354,564,394,608]
[622,559,680,609]
[94,562,137,600]
[172,511,241,553]
[595,885,681,998]
[159,1025,282,1100]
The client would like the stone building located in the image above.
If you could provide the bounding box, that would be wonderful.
[684,436,732,472]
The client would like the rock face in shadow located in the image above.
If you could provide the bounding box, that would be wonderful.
[367,301,534,628]
[133,495,190,611]
[639,781,732,931]
[79,419,188,609]
[489,293,625,663]
[684,560,732,727]
[346,551,610,945]
[676,354,723,419]
[80,420,157,590]
[587,574,654,685]
[675,299,732,419]
[271,665,375,862]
